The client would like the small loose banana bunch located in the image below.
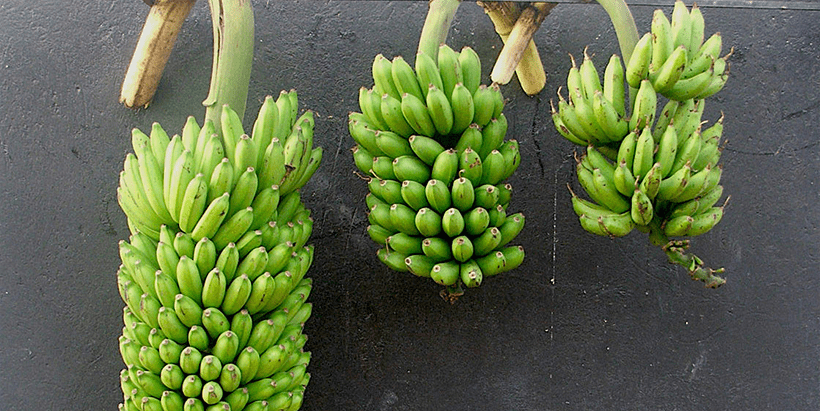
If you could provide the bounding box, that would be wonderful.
[550,1,730,248]
[116,91,321,411]
[572,99,727,239]
[349,44,525,295]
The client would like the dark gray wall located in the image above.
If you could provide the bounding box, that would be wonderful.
[1,1,818,410]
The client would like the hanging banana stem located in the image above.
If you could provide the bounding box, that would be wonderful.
[595,0,639,63]
[120,0,198,108]
[488,2,554,90]
[202,0,254,133]
[417,0,462,62]
[648,218,726,288]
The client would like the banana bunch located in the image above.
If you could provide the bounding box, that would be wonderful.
[627,1,730,101]
[570,100,727,240]
[349,44,525,295]
[115,90,321,411]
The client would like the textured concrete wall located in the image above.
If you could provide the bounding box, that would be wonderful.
[0,1,818,410]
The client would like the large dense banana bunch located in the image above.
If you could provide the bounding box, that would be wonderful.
[349,44,525,294]
[115,90,321,411]
[570,99,727,239]
[552,0,729,151]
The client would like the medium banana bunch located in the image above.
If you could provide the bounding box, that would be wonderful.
[625,1,731,101]
[115,91,321,411]
[570,110,727,240]
[350,45,525,298]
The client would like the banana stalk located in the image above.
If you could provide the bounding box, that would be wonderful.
[648,217,726,288]
[120,0,198,108]
[479,1,553,95]
[202,0,254,134]
[595,0,640,63]
[417,0,462,62]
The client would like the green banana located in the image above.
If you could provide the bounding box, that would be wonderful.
[463,207,490,237]
[579,48,603,102]
[430,149,459,183]
[415,51,444,95]
[632,126,655,179]
[392,55,425,103]
[422,237,453,262]
[650,45,688,93]
[639,162,663,199]
[405,254,435,278]
[215,242,240,283]
[359,87,389,131]
[426,84,454,135]
[480,114,508,160]
[387,232,424,255]
[578,211,634,237]
[409,134,446,166]
[458,46,482,95]
[603,54,626,117]
[656,162,692,201]
[430,260,460,286]
[425,179,452,214]
[450,83,475,136]
[389,203,421,236]
[400,92,437,137]
[373,54,401,100]
[380,93,416,138]
[401,180,429,211]
[630,188,654,226]
[393,155,431,184]
[473,184,499,210]
[650,9,674,75]
[451,177,475,212]
[629,80,658,132]
[377,247,409,272]
[374,130,413,158]
[438,44,463,103]
[687,206,724,236]
[480,150,506,186]
[459,148,483,187]
[592,91,628,142]
[625,32,653,88]
[472,85,496,127]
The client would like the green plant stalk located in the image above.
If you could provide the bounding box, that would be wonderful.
[648,217,726,288]
[417,0,462,62]
[595,0,639,63]
[203,0,255,134]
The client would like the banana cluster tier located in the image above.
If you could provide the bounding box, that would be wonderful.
[349,45,525,294]
[551,1,730,285]
[116,92,322,411]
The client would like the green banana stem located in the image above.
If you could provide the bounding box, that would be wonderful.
[595,0,639,63]
[648,218,726,288]
[417,0,462,62]
[203,0,255,134]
